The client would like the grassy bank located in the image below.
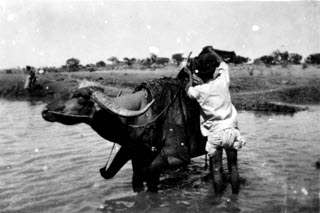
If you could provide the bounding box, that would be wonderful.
[1,64,319,113]
[0,72,79,102]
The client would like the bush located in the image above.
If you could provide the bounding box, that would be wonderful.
[289,53,302,64]
[123,58,136,67]
[172,53,184,66]
[234,55,250,64]
[66,58,81,72]
[96,61,106,67]
[305,53,320,65]
[255,50,302,66]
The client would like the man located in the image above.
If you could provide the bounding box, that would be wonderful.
[26,66,36,90]
[185,46,245,195]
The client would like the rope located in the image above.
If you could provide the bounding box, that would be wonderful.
[100,90,122,171]
[46,111,90,118]
[103,142,116,169]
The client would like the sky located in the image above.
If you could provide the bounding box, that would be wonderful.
[0,0,319,68]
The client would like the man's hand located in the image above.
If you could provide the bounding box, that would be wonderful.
[184,67,192,76]
[193,74,204,85]
[183,67,204,85]
[183,67,194,94]
[177,67,192,80]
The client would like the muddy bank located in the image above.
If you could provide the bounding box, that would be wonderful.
[231,80,320,113]
[1,68,319,113]
[232,86,320,114]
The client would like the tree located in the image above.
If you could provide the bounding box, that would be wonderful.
[96,61,106,67]
[150,54,157,64]
[288,53,302,64]
[66,58,80,67]
[66,58,80,72]
[234,55,250,64]
[123,57,136,67]
[141,58,152,67]
[272,50,289,65]
[256,50,301,66]
[85,64,97,72]
[172,53,184,66]
[108,56,119,65]
[305,53,320,65]
[155,57,170,65]
[259,55,275,65]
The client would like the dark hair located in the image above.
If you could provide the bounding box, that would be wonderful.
[199,46,215,55]
[192,46,220,81]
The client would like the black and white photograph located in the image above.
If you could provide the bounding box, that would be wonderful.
[0,0,319,212]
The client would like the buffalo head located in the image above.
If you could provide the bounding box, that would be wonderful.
[42,85,155,151]
[42,86,101,125]
[42,86,154,125]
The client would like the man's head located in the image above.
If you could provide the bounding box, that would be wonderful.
[184,45,236,82]
[189,46,220,82]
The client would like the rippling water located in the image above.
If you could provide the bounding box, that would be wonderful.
[0,100,319,213]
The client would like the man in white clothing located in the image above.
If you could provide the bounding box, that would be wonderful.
[184,46,245,195]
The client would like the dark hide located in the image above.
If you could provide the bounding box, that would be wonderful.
[126,77,206,191]
[42,77,207,192]
[134,77,206,161]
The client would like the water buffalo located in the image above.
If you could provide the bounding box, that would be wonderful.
[42,77,206,192]
[41,46,237,192]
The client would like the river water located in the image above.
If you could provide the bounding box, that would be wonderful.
[0,100,319,213]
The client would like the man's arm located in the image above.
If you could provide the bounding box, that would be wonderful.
[210,49,230,84]
[183,67,201,99]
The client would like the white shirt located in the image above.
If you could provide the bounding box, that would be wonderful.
[187,62,238,136]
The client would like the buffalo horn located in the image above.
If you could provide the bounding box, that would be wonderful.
[92,91,154,117]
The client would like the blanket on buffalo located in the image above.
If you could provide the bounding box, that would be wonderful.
[133,77,206,164]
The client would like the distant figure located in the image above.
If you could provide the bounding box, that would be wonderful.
[248,65,254,76]
[24,66,37,90]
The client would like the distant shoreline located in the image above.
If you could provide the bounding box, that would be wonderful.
[1,64,319,114]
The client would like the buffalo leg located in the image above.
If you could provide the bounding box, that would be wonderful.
[210,147,223,195]
[146,153,169,192]
[131,158,145,193]
[226,148,239,194]
[146,171,160,193]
